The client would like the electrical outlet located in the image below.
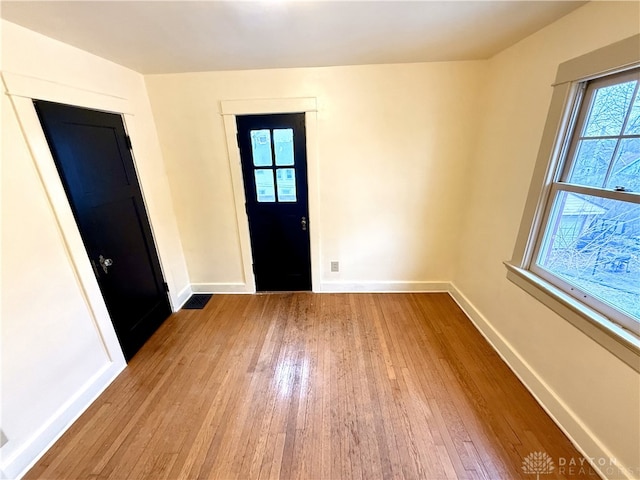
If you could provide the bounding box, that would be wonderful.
[330,261,339,272]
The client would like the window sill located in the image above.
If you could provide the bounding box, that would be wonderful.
[504,262,640,373]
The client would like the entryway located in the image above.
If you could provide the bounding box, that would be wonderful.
[236,113,311,291]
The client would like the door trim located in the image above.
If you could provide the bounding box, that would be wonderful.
[3,71,132,115]
[4,83,125,366]
[221,98,321,293]
[2,72,173,360]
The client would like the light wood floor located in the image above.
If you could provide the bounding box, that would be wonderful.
[27,293,587,479]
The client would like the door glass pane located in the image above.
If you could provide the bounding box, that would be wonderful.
[250,129,272,166]
[276,168,296,202]
[274,128,294,166]
[605,138,640,192]
[254,169,275,202]
[582,81,636,137]
[537,191,640,322]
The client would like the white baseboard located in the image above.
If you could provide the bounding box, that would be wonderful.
[189,280,448,295]
[174,284,193,311]
[447,283,630,480]
[190,282,252,294]
[319,280,450,293]
[1,360,126,480]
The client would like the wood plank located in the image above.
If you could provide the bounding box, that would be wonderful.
[24,293,590,480]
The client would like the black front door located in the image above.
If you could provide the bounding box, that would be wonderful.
[34,100,171,360]
[236,113,311,291]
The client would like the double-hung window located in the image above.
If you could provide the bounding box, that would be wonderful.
[507,36,640,370]
[532,68,640,334]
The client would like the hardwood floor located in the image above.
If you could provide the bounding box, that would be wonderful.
[26,293,589,479]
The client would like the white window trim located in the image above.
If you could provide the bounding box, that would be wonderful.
[507,34,640,373]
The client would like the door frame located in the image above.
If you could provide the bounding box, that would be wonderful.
[221,98,321,293]
[3,72,173,365]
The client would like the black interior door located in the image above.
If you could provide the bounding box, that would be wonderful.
[34,100,171,360]
[236,113,311,291]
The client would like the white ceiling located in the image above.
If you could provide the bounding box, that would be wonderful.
[1,1,586,74]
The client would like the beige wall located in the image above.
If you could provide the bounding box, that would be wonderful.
[0,20,189,478]
[2,1,640,479]
[145,61,487,291]
[454,1,640,477]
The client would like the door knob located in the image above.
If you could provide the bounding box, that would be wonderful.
[99,255,113,274]
[301,216,307,231]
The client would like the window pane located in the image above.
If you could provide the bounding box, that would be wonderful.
[624,89,640,134]
[254,169,275,202]
[251,129,272,167]
[605,138,640,192]
[274,128,294,166]
[276,168,296,202]
[537,191,640,322]
[567,139,616,187]
[582,81,636,137]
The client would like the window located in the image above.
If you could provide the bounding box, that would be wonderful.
[274,128,294,166]
[507,35,640,371]
[276,168,296,202]
[254,169,276,202]
[249,128,297,203]
[250,129,273,166]
[531,69,640,333]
